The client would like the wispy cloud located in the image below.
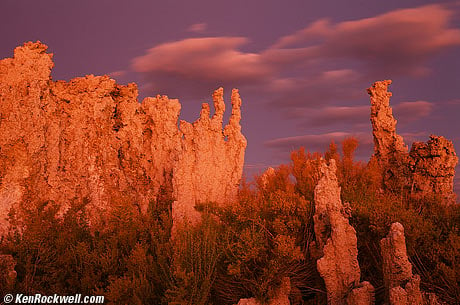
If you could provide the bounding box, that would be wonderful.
[272,4,460,77]
[187,23,207,33]
[131,4,460,115]
[394,101,433,124]
[264,131,373,154]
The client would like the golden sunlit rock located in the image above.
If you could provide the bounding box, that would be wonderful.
[0,42,246,232]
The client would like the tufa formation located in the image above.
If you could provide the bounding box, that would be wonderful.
[0,42,246,231]
[313,159,374,305]
[380,223,423,305]
[368,80,457,203]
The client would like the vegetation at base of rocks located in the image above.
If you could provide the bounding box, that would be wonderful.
[1,138,459,304]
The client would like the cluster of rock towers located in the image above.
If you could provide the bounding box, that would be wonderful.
[0,43,457,304]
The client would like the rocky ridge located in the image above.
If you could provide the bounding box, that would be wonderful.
[0,42,246,231]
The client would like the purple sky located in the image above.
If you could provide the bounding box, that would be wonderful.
[2,0,460,190]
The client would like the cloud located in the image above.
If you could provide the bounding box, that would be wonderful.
[265,131,373,155]
[131,4,460,109]
[187,23,207,33]
[289,105,369,127]
[264,130,433,162]
[267,69,363,108]
[132,37,273,97]
[288,100,433,129]
[108,70,127,77]
[394,101,433,124]
[399,132,430,144]
[272,4,460,76]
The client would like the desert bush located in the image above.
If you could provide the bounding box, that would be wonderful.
[203,168,322,304]
[1,137,458,304]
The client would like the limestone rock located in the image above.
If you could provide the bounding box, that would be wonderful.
[367,80,410,192]
[313,159,374,305]
[346,281,375,305]
[368,80,457,203]
[409,136,458,203]
[0,42,246,231]
[368,80,408,162]
[380,222,423,305]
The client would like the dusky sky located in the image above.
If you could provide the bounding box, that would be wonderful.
[2,0,460,189]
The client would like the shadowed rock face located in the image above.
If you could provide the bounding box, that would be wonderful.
[368,80,457,203]
[313,159,374,305]
[0,42,246,231]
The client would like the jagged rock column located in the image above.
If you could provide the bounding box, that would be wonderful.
[367,80,409,192]
[313,159,374,305]
[380,222,423,305]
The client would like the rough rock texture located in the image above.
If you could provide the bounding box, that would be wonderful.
[409,136,458,203]
[368,80,457,203]
[313,159,374,305]
[368,80,411,193]
[0,254,17,291]
[0,42,246,231]
[236,277,291,305]
[380,222,423,305]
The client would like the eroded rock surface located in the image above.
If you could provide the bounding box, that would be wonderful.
[313,159,374,305]
[0,42,246,231]
[380,222,423,305]
[368,80,457,203]
[409,136,458,203]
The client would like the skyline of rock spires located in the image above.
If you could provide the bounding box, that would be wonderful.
[0,42,246,232]
[0,41,459,304]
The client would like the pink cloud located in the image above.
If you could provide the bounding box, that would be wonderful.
[187,23,207,33]
[299,105,369,127]
[268,69,363,108]
[132,37,271,83]
[265,131,372,155]
[394,101,433,124]
[294,100,433,128]
[264,131,434,162]
[131,4,460,110]
[272,4,460,76]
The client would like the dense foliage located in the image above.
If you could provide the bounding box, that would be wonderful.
[1,138,459,304]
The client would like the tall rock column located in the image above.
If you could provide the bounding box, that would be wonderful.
[367,80,409,192]
[380,223,423,305]
[313,159,374,305]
